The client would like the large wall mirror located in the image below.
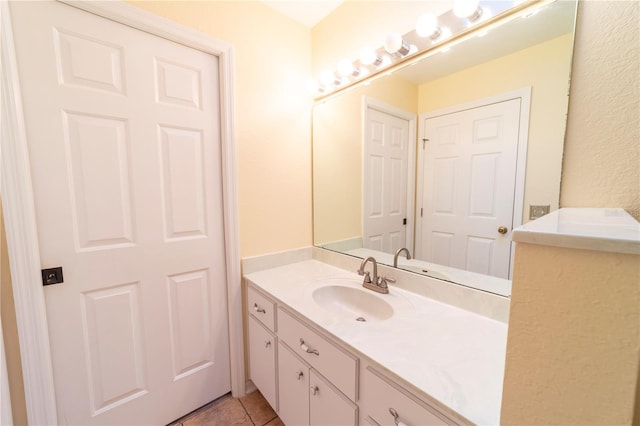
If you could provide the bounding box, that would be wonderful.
[312,0,578,297]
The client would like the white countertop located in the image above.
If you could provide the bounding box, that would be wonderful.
[512,208,640,254]
[245,259,508,425]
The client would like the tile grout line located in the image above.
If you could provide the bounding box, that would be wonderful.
[261,414,278,426]
[238,397,257,426]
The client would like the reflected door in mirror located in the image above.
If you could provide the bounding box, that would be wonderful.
[417,98,522,279]
[363,107,410,253]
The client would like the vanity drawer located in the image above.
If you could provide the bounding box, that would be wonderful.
[361,367,456,426]
[277,307,358,401]
[248,286,276,332]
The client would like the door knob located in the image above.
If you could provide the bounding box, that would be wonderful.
[498,226,508,234]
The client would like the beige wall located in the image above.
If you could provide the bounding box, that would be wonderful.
[502,243,640,424]
[313,75,418,244]
[419,34,573,223]
[0,202,27,425]
[130,1,313,258]
[561,0,639,220]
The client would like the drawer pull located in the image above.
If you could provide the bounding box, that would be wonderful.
[296,371,304,380]
[264,340,271,348]
[253,303,266,314]
[299,338,319,356]
[310,385,319,396]
[389,408,407,426]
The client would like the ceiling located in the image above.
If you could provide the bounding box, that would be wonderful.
[262,0,344,27]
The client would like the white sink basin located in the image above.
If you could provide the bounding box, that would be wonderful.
[312,285,394,321]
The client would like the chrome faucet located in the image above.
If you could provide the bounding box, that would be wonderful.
[357,256,394,294]
[357,256,378,284]
[393,247,412,268]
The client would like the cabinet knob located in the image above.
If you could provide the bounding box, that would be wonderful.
[264,340,271,348]
[253,303,266,314]
[295,371,304,380]
[310,385,319,396]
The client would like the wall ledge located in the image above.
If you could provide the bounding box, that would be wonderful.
[512,208,640,255]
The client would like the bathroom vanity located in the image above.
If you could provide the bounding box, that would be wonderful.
[244,258,508,425]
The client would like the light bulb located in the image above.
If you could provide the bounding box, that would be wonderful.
[453,0,482,20]
[320,70,340,86]
[337,59,360,78]
[416,13,441,39]
[305,79,319,94]
[337,59,352,77]
[384,33,410,56]
[359,47,383,67]
[359,47,375,65]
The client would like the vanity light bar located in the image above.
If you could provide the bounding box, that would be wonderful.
[310,0,548,99]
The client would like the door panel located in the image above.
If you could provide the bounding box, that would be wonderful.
[363,108,410,254]
[419,99,520,278]
[9,1,230,424]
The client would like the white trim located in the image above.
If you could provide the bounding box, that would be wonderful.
[415,87,532,279]
[362,97,417,254]
[1,3,243,425]
[1,1,59,422]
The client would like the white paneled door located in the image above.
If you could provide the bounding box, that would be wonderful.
[9,2,230,424]
[418,99,521,279]
[363,107,410,253]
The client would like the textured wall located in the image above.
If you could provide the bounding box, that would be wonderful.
[561,0,640,219]
[501,243,640,424]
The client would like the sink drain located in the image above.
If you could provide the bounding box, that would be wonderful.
[355,317,367,322]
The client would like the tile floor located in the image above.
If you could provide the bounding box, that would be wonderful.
[169,390,284,426]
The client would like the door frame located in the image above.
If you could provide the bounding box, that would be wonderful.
[0,1,242,424]
[415,87,531,277]
[362,97,417,253]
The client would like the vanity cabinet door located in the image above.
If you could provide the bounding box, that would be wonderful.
[361,367,453,426]
[277,341,310,426]
[309,370,357,426]
[248,315,277,411]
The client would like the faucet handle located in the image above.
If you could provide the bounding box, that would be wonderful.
[362,271,372,283]
[378,276,395,287]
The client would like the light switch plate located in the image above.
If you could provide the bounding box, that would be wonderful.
[529,205,550,220]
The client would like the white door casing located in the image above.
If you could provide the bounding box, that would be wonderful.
[1,1,242,424]
[363,99,416,254]
[416,89,531,279]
